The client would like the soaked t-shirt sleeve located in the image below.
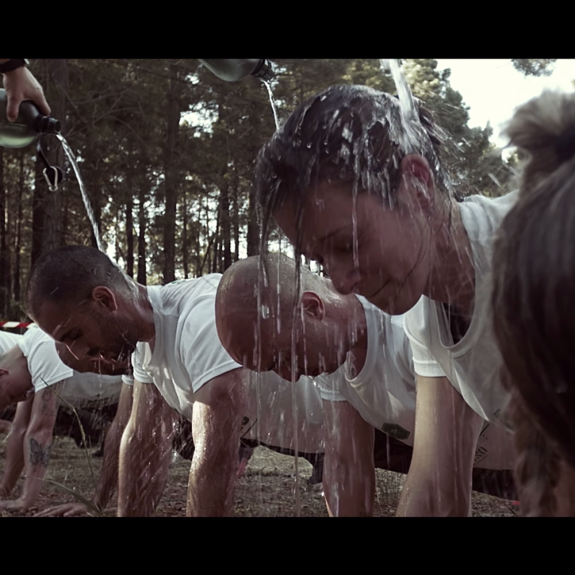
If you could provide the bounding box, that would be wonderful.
[17,328,73,392]
[403,299,447,379]
[131,347,154,384]
[122,374,135,386]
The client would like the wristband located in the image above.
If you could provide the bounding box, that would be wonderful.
[0,59,29,74]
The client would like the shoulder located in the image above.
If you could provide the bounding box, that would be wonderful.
[403,296,434,343]
[458,191,518,240]
[0,331,22,354]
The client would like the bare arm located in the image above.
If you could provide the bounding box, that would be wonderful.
[396,375,483,517]
[0,396,34,498]
[35,382,135,517]
[0,383,61,512]
[187,367,248,517]
[92,383,133,510]
[117,379,176,517]
[322,399,375,517]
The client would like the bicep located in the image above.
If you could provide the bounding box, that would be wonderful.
[191,368,248,448]
[128,379,174,431]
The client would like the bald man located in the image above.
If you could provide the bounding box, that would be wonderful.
[216,254,518,516]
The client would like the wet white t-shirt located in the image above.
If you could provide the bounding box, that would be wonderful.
[59,372,123,407]
[130,275,242,422]
[129,276,325,453]
[315,297,416,445]
[18,326,73,392]
[317,295,516,470]
[242,371,324,454]
[404,192,518,427]
[0,331,23,354]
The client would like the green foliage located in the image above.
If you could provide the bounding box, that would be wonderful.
[511,59,557,77]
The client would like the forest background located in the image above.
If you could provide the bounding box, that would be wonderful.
[0,58,559,321]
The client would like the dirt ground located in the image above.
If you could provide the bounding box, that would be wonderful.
[0,431,517,517]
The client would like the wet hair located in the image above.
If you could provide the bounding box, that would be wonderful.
[492,90,575,515]
[26,245,132,319]
[255,84,448,245]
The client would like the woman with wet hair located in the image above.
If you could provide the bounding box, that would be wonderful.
[255,84,517,516]
[492,90,575,516]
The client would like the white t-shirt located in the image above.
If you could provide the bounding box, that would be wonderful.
[317,295,515,470]
[0,331,23,354]
[17,326,122,406]
[130,275,242,421]
[315,297,416,445]
[18,326,73,392]
[130,276,325,453]
[58,372,123,408]
[242,371,324,454]
[404,191,518,427]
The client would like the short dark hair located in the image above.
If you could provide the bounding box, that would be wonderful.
[26,245,131,318]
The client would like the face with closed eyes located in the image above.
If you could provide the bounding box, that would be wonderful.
[274,177,433,316]
[34,289,139,366]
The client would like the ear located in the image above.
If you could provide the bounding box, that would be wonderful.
[300,291,325,321]
[91,286,119,312]
[397,154,436,213]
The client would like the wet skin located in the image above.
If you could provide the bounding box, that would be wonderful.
[35,298,138,366]
[274,181,432,316]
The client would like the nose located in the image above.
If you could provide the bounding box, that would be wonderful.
[324,258,361,296]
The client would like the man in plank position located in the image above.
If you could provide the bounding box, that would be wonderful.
[215,254,518,516]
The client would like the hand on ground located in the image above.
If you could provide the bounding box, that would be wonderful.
[0,498,29,512]
[34,502,90,517]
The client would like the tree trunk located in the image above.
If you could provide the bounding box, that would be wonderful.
[246,185,259,256]
[162,61,181,285]
[232,180,240,263]
[181,188,188,279]
[41,59,68,254]
[0,149,8,316]
[126,197,134,278]
[13,152,24,305]
[220,179,232,271]
[137,191,147,286]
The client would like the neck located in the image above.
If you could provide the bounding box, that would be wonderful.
[127,284,156,343]
[343,293,368,352]
[425,200,475,315]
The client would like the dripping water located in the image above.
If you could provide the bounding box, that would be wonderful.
[262,80,280,131]
[56,134,103,252]
[380,59,423,154]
